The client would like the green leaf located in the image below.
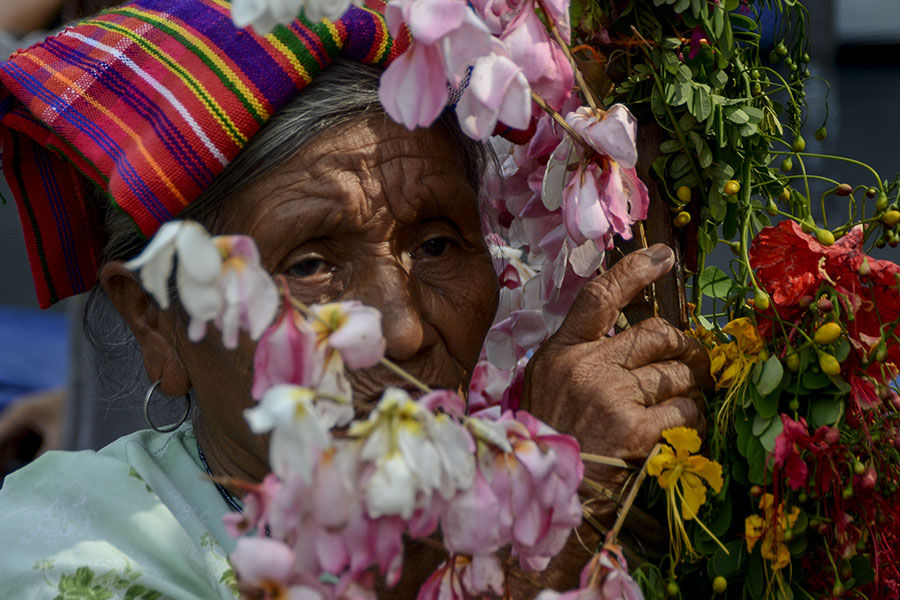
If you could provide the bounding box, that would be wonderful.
[792,509,809,535]
[735,410,752,457]
[834,336,851,361]
[732,458,749,486]
[729,13,758,31]
[691,86,713,123]
[660,36,682,49]
[709,540,748,579]
[801,369,832,390]
[699,266,733,299]
[698,222,719,254]
[741,106,764,122]
[745,544,765,598]
[672,172,699,189]
[758,414,783,452]
[754,356,784,397]
[672,82,693,107]
[711,4,725,37]
[669,153,692,179]
[746,436,770,484]
[788,535,808,556]
[719,18,733,60]
[711,70,728,89]
[828,374,851,394]
[651,156,667,180]
[662,49,680,74]
[725,107,750,124]
[651,85,666,117]
[810,395,844,428]
[750,384,779,420]
[660,139,684,154]
[693,498,732,552]
[678,111,698,132]
[851,555,876,587]
[708,186,727,221]
[751,413,772,436]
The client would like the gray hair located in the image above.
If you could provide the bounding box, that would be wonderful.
[83,59,492,405]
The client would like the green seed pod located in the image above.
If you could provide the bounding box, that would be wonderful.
[816,228,835,246]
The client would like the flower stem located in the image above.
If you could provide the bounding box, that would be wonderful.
[539,0,602,113]
[580,453,635,469]
[531,91,593,153]
[636,221,660,318]
[607,443,661,544]
[380,356,432,393]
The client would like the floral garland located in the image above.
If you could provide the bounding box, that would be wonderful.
[121,0,900,598]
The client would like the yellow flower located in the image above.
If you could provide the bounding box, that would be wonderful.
[744,494,800,570]
[709,318,765,431]
[647,427,725,562]
[709,318,764,389]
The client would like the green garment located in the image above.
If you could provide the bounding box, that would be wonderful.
[0,424,240,599]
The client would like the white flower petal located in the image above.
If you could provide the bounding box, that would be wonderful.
[366,453,417,519]
[174,222,221,283]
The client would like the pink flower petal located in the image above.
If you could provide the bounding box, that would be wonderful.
[230,537,295,587]
[379,42,449,129]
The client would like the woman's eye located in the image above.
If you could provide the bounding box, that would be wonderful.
[420,237,452,258]
[288,257,328,278]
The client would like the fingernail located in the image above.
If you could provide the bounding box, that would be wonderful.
[644,244,673,264]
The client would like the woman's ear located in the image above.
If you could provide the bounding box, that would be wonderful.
[99,261,192,397]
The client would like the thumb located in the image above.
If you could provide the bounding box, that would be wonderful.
[551,244,675,345]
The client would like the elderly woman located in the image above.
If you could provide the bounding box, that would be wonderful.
[0,1,709,597]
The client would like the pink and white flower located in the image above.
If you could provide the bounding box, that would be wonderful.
[380,0,494,129]
[191,235,278,349]
[310,302,386,370]
[418,554,506,599]
[231,0,359,34]
[244,385,331,482]
[474,410,584,570]
[456,48,532,141]
[500,5,573,110]
[124,220,222,315]
[561,158,649,249]
[350,388,475,519]
[536,546,643,600]
[252,297,320,400]
[565,105,639,169]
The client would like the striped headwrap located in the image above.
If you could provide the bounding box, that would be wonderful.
[0,0,409,308]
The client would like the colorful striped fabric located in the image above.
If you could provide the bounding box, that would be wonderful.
[0,0,409,308]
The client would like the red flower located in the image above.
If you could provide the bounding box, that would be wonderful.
[750,221,900,382]
[773,414,812,490]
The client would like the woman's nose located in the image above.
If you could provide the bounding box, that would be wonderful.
[355,263,436,362]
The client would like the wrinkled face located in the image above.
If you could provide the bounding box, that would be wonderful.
[180,117,499,479]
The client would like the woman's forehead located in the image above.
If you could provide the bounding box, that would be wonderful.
[220,119,478,245]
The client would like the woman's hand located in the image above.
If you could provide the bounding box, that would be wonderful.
[516,244,712,591]
[524,243,712,496]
